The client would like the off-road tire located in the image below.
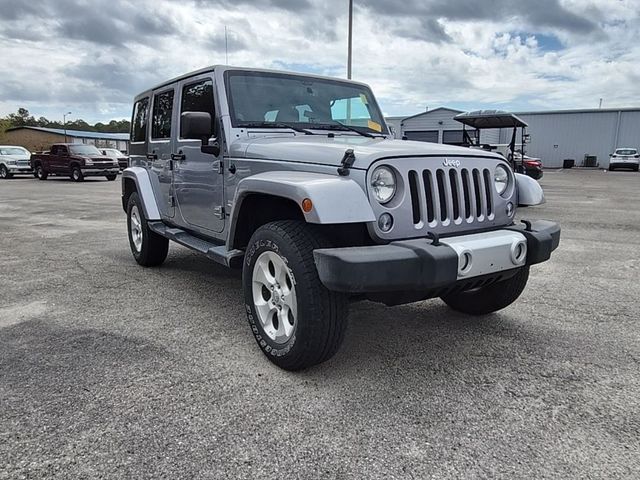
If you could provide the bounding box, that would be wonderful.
[71,166,84,182]
[35,165,48,180]
[441,267,530,315]
[243,220,348,370]
[106,174,117,181]
[126,192,169,267]
[0,165,12,179]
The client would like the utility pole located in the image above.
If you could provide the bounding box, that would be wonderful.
[598,98,603,109]
[63,111,71,143]
[347,0,353,79]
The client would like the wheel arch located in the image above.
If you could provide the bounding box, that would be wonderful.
[228,172,376,250]
[121,167,161,220]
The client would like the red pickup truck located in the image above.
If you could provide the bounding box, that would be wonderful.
[30,143,120,182]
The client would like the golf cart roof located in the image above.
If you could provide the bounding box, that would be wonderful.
[454,110,528,129]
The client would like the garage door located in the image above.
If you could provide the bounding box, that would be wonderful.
[404,130,439,143]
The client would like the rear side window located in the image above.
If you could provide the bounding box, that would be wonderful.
[152,90,174,140]
[131,97,149,142]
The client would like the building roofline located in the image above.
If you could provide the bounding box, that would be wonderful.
[512,107,640,115]
[400,106,464,124]
[5,126,129,140]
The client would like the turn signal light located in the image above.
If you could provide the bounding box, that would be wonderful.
[301,198,313,213]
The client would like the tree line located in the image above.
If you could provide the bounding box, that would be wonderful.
[0,108,130,134]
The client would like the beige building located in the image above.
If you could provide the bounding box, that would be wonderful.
[1,126,129,153]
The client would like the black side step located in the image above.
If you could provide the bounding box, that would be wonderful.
[148,222,244,268]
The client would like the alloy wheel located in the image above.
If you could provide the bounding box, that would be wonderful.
[251,251,298,343]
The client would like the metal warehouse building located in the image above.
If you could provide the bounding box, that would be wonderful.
[391,107,640,169]
[1,126,129,153]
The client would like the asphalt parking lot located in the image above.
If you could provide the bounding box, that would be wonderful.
[1,169,639,479]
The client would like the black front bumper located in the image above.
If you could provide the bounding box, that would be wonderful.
[313,220,560,293]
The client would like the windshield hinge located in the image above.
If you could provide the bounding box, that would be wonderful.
[337,149,356,176]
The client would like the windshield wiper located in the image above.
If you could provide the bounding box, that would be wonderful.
[237,122,316,135]
[311,120,382,138]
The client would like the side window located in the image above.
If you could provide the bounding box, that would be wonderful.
[151,90,174,140]
[131,97,149,142]
[58,145,68,155]
[180,79,215,137]
[50,145,58,155]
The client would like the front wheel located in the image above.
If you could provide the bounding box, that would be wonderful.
[0,165,12,179]
[106,174,117,181]
[441,267,530,315]
[243,221,348,370]
[126,192,169,267]
[71,166,84,182]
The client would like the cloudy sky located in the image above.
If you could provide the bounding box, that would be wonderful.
[1,0,638,123]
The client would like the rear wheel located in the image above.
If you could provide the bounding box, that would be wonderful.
[441,267,530,315]
[71,166,84,182]
[243,221,348,370]
[35,165,48,180]
[0,165,12,179]
[106,174,117,181]
[127,192,169,267]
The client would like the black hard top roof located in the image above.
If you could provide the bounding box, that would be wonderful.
[454,110,528,128]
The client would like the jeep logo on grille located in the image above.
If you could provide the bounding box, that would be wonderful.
[443,158,460,168]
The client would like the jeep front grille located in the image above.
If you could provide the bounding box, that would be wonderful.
[367,157,515,241]
[407,167,494,227]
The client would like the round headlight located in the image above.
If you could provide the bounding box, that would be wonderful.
[371,166,396,204]
[494,165,509,195]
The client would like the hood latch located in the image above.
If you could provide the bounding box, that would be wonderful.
[337,149,356,176]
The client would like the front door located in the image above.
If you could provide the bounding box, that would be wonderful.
[173,75,224,233]
[148,88,176,218]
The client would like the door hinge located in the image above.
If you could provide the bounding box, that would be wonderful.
[213,206,225,219]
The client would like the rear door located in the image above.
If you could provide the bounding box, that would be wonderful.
[148,87,177,219]
[173,74,224,233]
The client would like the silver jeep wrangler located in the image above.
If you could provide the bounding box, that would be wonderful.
[122,66,560,370]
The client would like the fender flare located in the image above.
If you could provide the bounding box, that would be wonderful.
[515,172,545,206]
[228,171,376,243]
[121,167,161,220]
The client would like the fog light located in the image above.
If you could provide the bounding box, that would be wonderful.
[506,202,514,217]
[378,213,393,232]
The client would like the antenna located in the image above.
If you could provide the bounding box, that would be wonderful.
[225,25,229,65]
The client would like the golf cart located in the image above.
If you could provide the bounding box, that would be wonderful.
[454,110,542,179]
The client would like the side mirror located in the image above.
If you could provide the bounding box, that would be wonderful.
[181,111,219,156]
[609,153,613,157]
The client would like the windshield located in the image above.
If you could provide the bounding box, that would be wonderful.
[0,147,29,156]
[226,71,387,134]
[69,145,102,156]
[615,149,637,155]
[102,149,121,157]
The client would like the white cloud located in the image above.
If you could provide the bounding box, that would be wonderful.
[0,0,638,122]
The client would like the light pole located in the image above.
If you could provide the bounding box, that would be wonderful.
[347,0,353,79]
[63,111,72,142]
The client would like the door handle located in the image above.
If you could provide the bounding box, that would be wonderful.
[171,152,185,161]
[146,152,157,160]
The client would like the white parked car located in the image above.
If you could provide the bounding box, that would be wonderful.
[609,148,639,172]
[0,145,33,179]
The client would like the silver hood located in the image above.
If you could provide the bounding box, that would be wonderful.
[228,135,504,170]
